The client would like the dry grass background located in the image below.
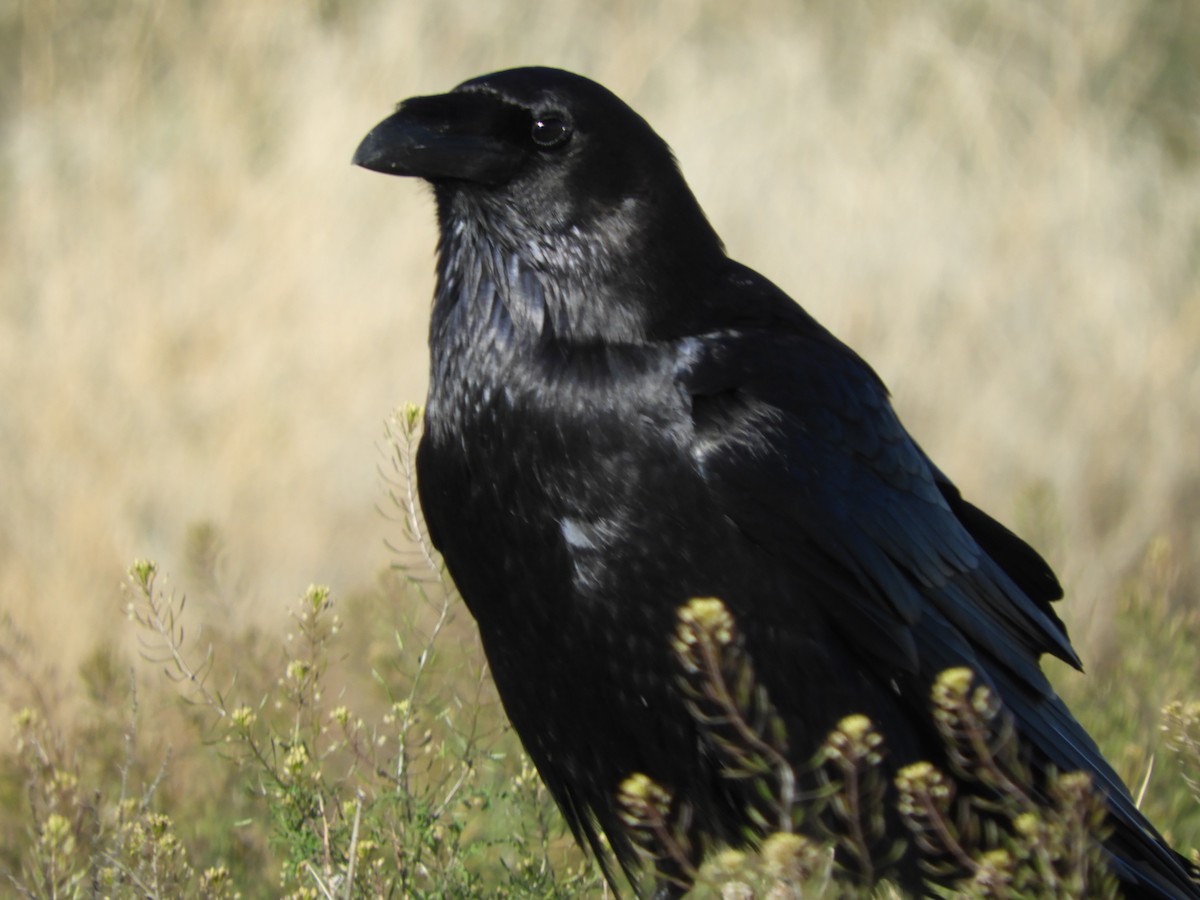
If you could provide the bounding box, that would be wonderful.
[1,0,1198,703]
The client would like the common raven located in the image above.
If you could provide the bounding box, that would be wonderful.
[353,67,1199,897]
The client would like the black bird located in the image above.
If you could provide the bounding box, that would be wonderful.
[353,67,1199,897]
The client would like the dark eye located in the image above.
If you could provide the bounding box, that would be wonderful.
[531,116,571,148]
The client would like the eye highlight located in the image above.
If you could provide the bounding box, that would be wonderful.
[531,116,571,148]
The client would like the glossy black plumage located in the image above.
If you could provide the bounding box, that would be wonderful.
[354,67,1199,898]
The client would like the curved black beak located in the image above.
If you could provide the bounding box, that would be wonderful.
[352,92,527,187]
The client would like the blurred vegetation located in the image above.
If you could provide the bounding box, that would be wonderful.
[1,568,603,897]
[1047,537,1200,854]
[1,411,606,898]
[2,0,1200,896]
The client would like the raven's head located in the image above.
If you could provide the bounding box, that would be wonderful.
[354,67,723,341]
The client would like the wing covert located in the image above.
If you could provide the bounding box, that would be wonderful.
[682,324,1081,698]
